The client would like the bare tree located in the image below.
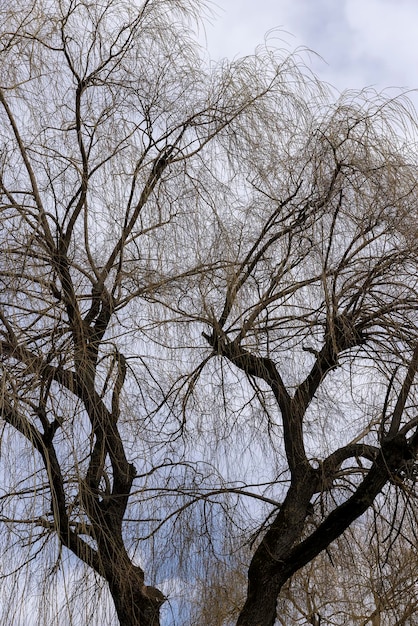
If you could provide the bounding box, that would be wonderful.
[0,0,267,623]
[188,514,418,626]
[274,511,418,626]
[2,1,418,625]
[191,81,418,624]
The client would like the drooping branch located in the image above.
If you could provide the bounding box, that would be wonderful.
[284,433,413,579]
[0,395,101,572]
[388,343,418,437]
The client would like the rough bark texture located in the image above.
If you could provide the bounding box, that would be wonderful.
[236,434,415,625]
[2,3,418,625]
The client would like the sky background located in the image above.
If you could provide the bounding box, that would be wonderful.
[202,0,418,107]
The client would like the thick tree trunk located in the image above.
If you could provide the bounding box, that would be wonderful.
[237,476,315,626]
[236,574,283,626]
[236,435,412,626]
[103,552,164,626]
[110,580,164,626]
[87,505,165,626]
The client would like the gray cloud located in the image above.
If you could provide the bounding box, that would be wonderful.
[204,0,418,103]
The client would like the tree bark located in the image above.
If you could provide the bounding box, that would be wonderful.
[236,434,413,626]
[109,576,164,626]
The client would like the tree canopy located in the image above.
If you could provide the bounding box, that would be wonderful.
[1,1,418,625]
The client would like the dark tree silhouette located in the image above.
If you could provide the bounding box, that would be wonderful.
[1,1,418,625]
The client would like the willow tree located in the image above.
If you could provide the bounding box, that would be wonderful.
[1,1,418,625]
[201,86,418,626]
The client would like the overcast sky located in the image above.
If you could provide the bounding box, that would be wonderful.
[202,0,418,105]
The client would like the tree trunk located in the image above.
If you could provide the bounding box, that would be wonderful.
[237,478,315,626]
[236,435,413,626]
[111,592,162,626]
[91,516,165,626]
[109,575,164,626]
[236,574,283,626]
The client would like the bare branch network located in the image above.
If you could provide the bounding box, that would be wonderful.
[1,1,418,625]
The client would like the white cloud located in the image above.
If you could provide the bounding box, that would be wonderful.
[203,0,418,104]
[345,0,418,88]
